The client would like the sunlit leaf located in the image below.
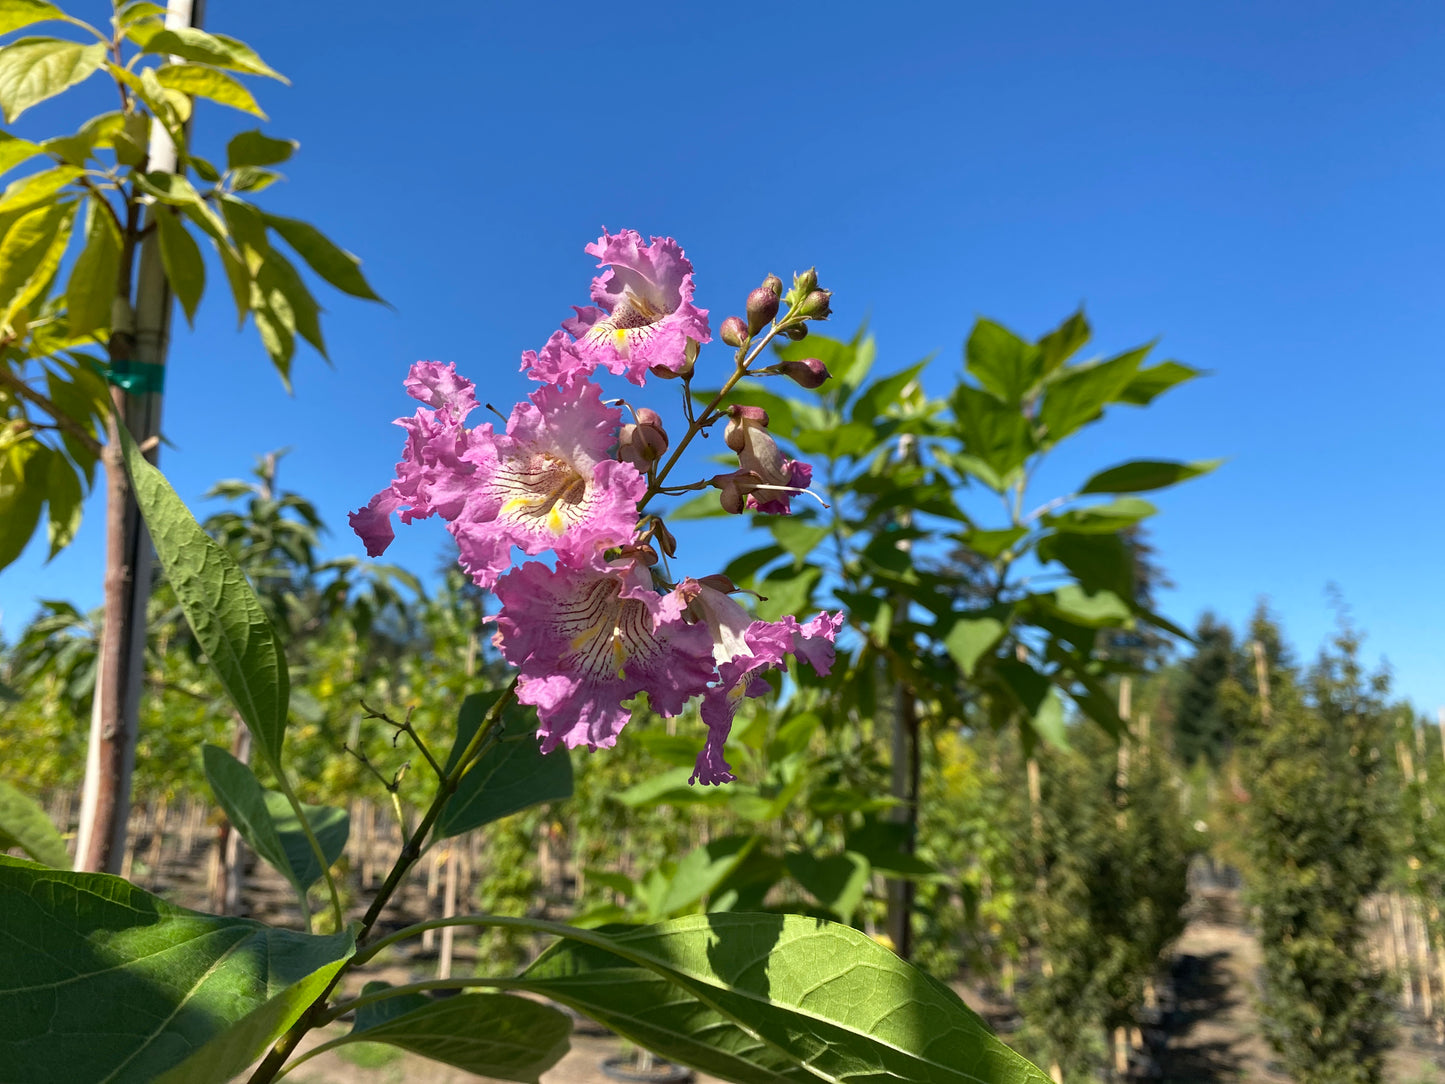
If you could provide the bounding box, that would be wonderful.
[0,37,104,122]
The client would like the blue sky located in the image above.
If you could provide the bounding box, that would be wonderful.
[4,1,1443,710]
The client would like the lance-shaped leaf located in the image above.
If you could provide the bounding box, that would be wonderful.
[1079,458,1222,495]
[262,210,382,301]
[1116,360,1200,406]
[0,37,105,122]
[0,438,46,571]
[1042,497,1155,535]
[133,26,284,80]
[294,984,570,1082]
[0,162,78,214]
[0,198,74,325]
[119,429,291,767]
[0,780,68,867]
[0,855,353,1084]
[201,745,347,895]
[154,208,203,325]
[0,131,39,174]
[435,693,573,839]
[226,128,295,169]
[517,913,1051,1084]
[64,195,121,335]
[43,447,81,558]
[1038,347,1145,444]
[965,318,1039,406]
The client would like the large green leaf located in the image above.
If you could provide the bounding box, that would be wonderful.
[1079,458,1221,494]
[951,384,1034,480]
[1037,348,1143,444]
[1036,530,1135,599]
[0,855,353,1084]
[0,162,78,214]
[264,790,347,894]
[1116,360,1200,405]
[0,1,65,36]
[1042,497,1155,535]
[434,693,573,839]
[964,318,1038,406]
[518,914,1050,1084]
[943,613,1006,678]
[119,430,291,767]
[42,445,80,558]
[0,37,105,122]
[307,985,570,1082]
[1036,309,1090,377]
[784,849,869,920]
[262,210,382,301]
[0,437,45,570]
[1046,584,1131,627]
[64,195,121,336]
[134,26,283,80]
[653,835,754,918]
[0,780,68,867]
[0,130,39,174]
[0,198,74,324]
[226,128,295,169]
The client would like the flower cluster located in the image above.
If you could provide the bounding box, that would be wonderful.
[352,229,841,784]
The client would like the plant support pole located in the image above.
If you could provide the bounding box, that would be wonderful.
[74,0,202,872]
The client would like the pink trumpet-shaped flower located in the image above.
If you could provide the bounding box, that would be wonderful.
[494,559,716,752]
[562,228,711,384]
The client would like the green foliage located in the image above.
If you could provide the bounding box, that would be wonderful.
[0,855,354,1084]
[1241,615,1394,1084]
[0,778,68,866]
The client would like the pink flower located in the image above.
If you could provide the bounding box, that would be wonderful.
[451,379,644,587]
[561,228,711,385]
[494,560,716,752]
[519,330,593,387]
[747,459,813,515]
[349,361,486,557]
[679,578,844,785]
[350,364,643,590]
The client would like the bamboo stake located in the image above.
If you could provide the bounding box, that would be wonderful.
[1391,893,1416,1011]
[438,844,459,980]
[421,848,442,951]
[146,793,168,891]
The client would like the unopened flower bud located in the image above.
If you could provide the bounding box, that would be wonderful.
[778,357,830,389]
[723,403,770,451]
[635,407,665,432]
[652,517,678,558]
[649,363,681,380]
[698,573,738,594]
[720,315,749,348]
[717,475,750,515]
[793,267,818,295]
[782,324,808,341]
[799,289,832,320]
[746,287,780,335]
[630,542,659,566]
[762,274,783,296]
[617,412,669,471]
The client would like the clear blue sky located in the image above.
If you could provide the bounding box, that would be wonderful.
[4,1,1443,712]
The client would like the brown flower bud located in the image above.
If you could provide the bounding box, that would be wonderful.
[778,357,830,389]
[746,287,780,335]
[720,315,749,348]
[762,274,783,296]
[617,411,669,470]
[717,474,751,515]
[649,364,681,380]
[782,323,809,341]
[799,288,832,320]
[698,573,738,594]
[723,403,770,451]
[652,517,678,558]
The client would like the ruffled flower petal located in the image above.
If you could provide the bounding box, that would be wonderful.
[563,228,711,384]
[495,560,717,752]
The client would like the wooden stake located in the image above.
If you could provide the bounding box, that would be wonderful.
[438,845,458,981]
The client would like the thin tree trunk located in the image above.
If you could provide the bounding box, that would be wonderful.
[73,0,200,873]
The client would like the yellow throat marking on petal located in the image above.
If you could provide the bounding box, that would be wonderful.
[500,457,587,535]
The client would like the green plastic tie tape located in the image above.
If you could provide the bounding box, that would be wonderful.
[97,359,165,394]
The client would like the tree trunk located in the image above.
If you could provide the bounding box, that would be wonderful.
[72,0,200,872]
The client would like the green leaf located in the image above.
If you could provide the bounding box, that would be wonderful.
[201,743,294,886]
[1042,497,1155,534]
[136,26,284,81]
[314,987,571,1083]
[0,130,38,174]
[844,819,941,880]
[255,246,324,357]
[666,490,728,520]
[965,318,1039,406]
[119,429,291,768]
[42,445,80,558]
[769,517,829,563]
[1046,584,1131,627]
[1036,530,1135,599]
[435,693,573,839]
[996,659,1068,751]
[518,914,1050,1084]
[774,332,872,396]
[958,525,1026,559]
[0,780,68,867]
[154,208,204,325]
[654,835,754,918]
[1037,348,1143,444]
[697,379,798,439]
[226,128,295,169]
[616,766,738,811]
[262,211,382,301]
[0,38,104,122]
[0,855,353,1084]
[263,790,348,894]
[851,358,930,424]
[0,162,77,215]
[943,613,1006,678]
[755,563,821,621]
[154,62,266,116]
[64,195,121,336]
[951,383,1034,480]
[0,1,63,35]
[1036,308,1090,378]
[1079,458,1222,494]
[0,197,74,325]
[785,849,869,920]
[0,432,44,570]
[1116,360,1200,406]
